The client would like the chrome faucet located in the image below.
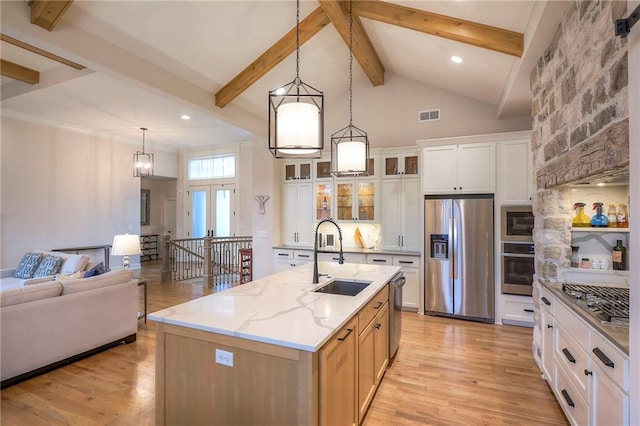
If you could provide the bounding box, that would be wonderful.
[313,218,344,284]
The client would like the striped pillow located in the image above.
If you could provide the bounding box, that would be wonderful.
[14,252,44,279]
[33,255,63,278]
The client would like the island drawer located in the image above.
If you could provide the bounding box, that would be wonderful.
[590,331,629,392]
[358,285,388,332]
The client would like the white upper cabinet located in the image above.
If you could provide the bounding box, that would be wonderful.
[281,182,313,246]
[380,178,421,250]
[498,139,533,204]
[283,161,312,182]
[382,151,420,179]
[422,142,496,194]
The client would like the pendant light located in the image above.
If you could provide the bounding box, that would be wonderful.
[268,0,324,158]
[331,0,370,176]
[133,127,154,177]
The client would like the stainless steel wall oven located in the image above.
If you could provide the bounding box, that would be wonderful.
[500,206,534,296]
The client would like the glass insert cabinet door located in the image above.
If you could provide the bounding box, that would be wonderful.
[316,183,332,220]
[384,155,418,176]
[336,182,375,221]
[190,184,235,238]
[284,162,312,181]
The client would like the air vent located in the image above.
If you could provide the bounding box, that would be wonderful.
[419,109,440,122]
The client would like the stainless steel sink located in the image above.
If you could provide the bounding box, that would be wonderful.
[313,279,372,296]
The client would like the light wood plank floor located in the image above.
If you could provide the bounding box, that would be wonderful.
[1,261,567,425]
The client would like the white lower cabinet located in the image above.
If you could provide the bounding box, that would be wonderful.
[540,287,629,425]
[273,249,312,272]
[366,254,421,311]
[502,295,534,326]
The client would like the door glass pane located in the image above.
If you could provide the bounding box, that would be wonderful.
[215,189,231,237]
[385,157,398,176]
[404,156,419,175]
[192,190,207,238]
[357,182,375,220]
[316,184,332,220]
[300,163,311,180]
[337,183,353,221]
[316,161,331,179]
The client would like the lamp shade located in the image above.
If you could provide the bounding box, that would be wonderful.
[337,141,366,172]
[112,234,141,256]
[276,102,320,154]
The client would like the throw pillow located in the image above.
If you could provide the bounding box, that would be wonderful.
[14,252,45,279]
[33,255,64,278]
[83,262,106,278]
[59,254,91,275]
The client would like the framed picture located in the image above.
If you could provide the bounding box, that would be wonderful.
[141,189,150,225]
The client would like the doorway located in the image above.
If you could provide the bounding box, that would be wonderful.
[189,184,236,238]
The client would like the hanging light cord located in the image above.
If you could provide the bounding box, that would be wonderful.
[141,127,147,154]
[295,0,301,86]
[349,0,354,130]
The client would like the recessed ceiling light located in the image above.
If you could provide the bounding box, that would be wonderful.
[596,182,606,187]
[181,114,191,120]
[451,56,463,64]
[274,87,286,96]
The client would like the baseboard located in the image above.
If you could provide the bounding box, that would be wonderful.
[1,333,137,389]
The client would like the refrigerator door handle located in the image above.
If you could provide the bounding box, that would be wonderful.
[449,217,455,280]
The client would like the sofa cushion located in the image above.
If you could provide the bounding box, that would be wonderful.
[0,281,63,307]
[61,269,133,295]
[14,252,44,279]
[55,271,85,282]
[33,255,64,278]
[60,254,91,275]
[83,262,106,278]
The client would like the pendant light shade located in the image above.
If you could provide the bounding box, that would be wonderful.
[331,124,370,176]
[269,83,323,157]
[330,0,370,176]
[133,127,154,177]
[268,0,324,159]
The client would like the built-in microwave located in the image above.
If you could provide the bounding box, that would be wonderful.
[501,206,534,242]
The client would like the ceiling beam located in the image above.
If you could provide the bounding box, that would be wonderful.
[352,0,524,58]
[215,7,331,108]
[28,0,74,32]
[1,34,86,70]
[1,59,40,84]
[318,0,384,87]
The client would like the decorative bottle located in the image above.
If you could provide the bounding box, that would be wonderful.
[572,203,591,227]
[612,240,627,271]
[590,202,609,227]
[617,203,628,228]
[607,203,617,227]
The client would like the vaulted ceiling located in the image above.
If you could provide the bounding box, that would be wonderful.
[0,0,571,150]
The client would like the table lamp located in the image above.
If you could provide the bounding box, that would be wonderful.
[111,234,141,268]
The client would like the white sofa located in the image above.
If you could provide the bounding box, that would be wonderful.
[1,251,92,290]
[0,268,138,387]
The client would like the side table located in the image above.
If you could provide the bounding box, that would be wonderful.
[137,277,148,324]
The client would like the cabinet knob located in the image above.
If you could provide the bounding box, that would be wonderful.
[584,369,593,376]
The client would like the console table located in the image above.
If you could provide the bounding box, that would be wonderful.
[52,244,112,271]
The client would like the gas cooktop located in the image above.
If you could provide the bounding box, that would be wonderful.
[562,283,629,326]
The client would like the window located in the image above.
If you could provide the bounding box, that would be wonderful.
[188,154,235,180]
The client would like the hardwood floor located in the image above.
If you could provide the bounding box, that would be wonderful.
[0,261,567,425]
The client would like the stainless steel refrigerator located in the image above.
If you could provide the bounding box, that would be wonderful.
[424,194,494,322]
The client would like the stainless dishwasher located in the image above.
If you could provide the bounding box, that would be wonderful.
[388,272,405,361]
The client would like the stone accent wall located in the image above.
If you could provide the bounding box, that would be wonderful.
[531,0,629,190]
[529,1,629,368]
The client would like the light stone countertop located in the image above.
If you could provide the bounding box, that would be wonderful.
[148,262,401,352]
[273,245,421,257]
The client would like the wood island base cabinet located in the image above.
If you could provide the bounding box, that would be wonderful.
[155,285,390,426]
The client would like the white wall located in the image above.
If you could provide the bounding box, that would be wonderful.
[627,0,639,421]
[324,72,532,149]
[251,136,277,279]
[1,117,141,268]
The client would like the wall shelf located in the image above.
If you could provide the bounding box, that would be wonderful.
[571,227,630,233]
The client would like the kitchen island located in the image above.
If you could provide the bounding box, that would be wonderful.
[149,261,400,425]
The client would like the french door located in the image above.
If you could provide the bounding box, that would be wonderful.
[189,184,236,238]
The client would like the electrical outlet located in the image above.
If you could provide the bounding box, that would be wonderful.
[215,349,234,367]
